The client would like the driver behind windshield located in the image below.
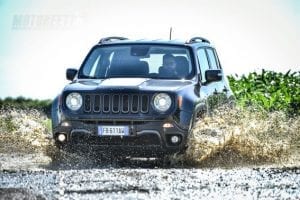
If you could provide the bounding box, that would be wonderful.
[159,54,178,77]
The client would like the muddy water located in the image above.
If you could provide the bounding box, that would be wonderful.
[0,108,299,199]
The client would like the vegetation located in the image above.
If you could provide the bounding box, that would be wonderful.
[0,97,52,115]
[228,70,300,116]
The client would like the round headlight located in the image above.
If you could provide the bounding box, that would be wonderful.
[66,92,82,111]
[153,93,172,112]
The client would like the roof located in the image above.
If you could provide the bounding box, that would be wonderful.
[96,37,213,48]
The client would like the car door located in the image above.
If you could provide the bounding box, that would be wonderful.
[197,47,225,110]
[206,48,233,100]
[205,48,227,95]
[195,48,214,114]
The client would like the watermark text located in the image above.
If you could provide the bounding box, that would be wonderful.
[12,14,84,30]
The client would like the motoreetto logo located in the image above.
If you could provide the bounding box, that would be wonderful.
[12,14,84,30]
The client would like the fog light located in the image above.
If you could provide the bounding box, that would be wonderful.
[57,133,66,142]
[61,121,70,127]
[163,123,174,128]
[170,135,180,144]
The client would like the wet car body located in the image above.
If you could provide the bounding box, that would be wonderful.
[51,37,234,157]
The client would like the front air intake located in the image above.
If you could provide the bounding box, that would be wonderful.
[83,93,150,114]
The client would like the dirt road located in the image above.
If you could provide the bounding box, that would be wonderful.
[0,152,300,200]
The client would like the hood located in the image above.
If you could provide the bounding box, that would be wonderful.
[64,78,194,92]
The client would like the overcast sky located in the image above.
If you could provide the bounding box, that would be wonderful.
[0,0,299,99]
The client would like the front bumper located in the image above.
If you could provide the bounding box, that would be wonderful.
[53,120,189,156]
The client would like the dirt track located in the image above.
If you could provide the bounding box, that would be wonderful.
[0,152,300,200]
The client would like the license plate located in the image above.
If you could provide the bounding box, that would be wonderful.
[98,126,129,136]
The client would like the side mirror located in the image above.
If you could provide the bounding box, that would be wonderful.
[66,68,78,81]
[205,69,222,83]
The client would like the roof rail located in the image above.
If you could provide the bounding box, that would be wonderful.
[187,37,210,44]
[99,36,128,44]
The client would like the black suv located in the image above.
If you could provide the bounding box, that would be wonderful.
[51,36,233,157]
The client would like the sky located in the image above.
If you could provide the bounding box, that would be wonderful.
[0,0,299,99]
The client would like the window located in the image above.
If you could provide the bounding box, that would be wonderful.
[79,45,194,79]
[82,50,101,77]
[197,49,210,82]
[207,48,218,69]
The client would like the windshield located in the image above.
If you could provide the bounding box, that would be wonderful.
[78,45,194,79]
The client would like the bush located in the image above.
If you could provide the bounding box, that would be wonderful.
[228,69,300,115]
[0,97,52,116]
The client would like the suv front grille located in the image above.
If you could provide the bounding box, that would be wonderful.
[83,94,150,114]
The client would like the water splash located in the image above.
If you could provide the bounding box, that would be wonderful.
[0,109,53,169]
[183,106,300,167]
[0,109,52,152]
[0,108,299,169]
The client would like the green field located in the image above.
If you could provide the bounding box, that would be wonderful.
[228,70,299,115]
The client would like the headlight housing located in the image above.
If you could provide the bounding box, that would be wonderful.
[153,93,172,112]
[66,92,82,111]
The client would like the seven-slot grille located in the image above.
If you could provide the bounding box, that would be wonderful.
[83,94,150,114]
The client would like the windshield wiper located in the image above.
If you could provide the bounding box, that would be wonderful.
[148,76,177,80]
[108,75,149,78]
[79,75,105,79]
